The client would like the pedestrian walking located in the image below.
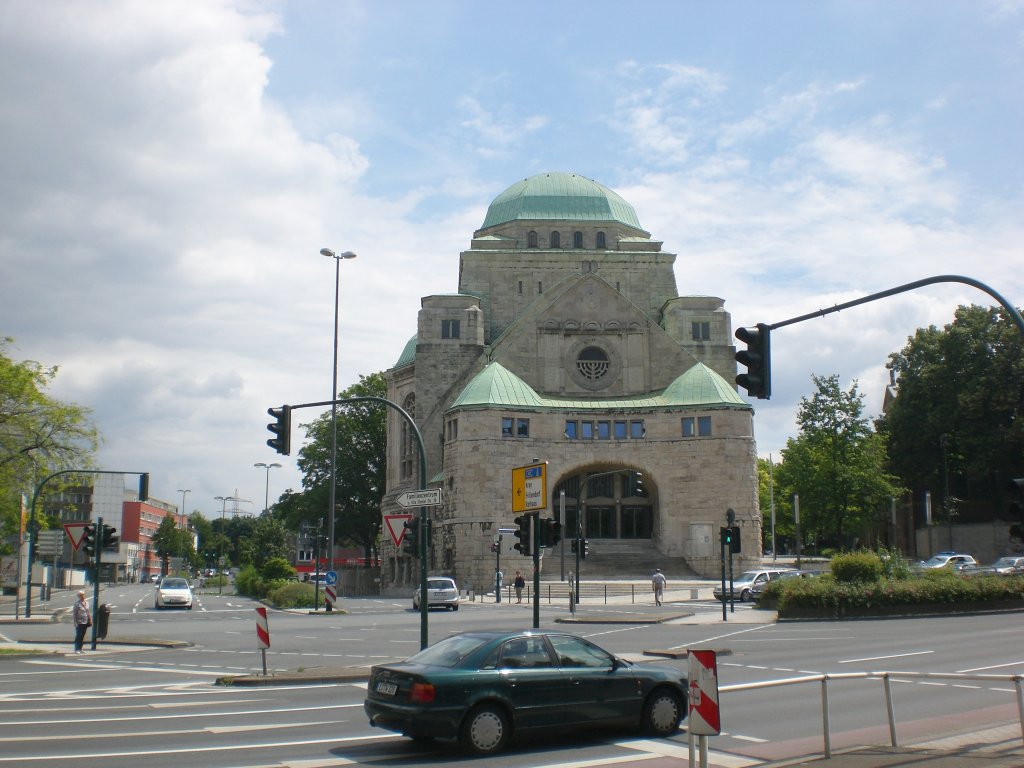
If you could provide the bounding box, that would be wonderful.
[72,590,91,653]
[651,568,667,606]
[513,571,525,603]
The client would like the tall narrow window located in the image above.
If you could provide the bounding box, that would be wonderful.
[550,231,560,248]
[597,421,611,440]
[596,231,606,249]
[518,280,523,294]
[698,416,713,436]
[682,417,695,438]
[614,420,627,439]
[401,394,417,481]
[527,231,538,248]
[573,231,583,248]
[516,418,530,438]
[564,421,578,439]
[501,417,514,437]
[691,321,710,341]
[441,319,460,339]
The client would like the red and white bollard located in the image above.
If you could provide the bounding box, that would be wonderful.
[255,606,270,676]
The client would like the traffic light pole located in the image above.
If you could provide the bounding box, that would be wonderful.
[91,516,103,650]
[23,469,148,619]
[533,512,541,629]
[275,395,430,649]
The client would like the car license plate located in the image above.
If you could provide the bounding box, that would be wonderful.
[376,681,398,696]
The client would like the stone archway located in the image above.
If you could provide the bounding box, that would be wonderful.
[551,466,655,543]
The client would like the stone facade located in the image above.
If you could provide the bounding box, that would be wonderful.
[380,173,761,593]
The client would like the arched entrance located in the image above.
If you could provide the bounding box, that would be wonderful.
[552,467,654,543]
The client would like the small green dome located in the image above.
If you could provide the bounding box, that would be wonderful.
[480,172,644,231]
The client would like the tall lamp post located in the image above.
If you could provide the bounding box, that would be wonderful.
[254,462,281,513]
[320,246,357,588]
[176,488,190,572]
[214,495,248,595]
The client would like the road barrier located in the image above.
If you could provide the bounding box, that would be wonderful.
[721,670,1024,759]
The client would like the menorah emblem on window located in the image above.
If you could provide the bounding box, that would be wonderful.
[577,347,609,380]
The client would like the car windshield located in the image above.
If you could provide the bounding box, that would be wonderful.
[736,571,762,582]
[923,557,948,566]
[427,578,455,590]
[409,634,489,667]
[162,578,188,589]
[993,558,1018,567]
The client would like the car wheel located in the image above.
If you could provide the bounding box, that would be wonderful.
[453,604,459,611]
[412,600,418,610]
[641,688,683,736]
[460,703,510,755]
[739,588,751,602]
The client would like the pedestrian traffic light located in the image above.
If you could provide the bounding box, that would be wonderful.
[102,524,119,551]
[82,524,96,556]
[582,539,590,559]
[266,405,292,455]
[735,323,772,399]
[403,517,420,556]
[490,540,499,553]
[540,518,561,548]
[513,514,532,556]
[720,525,741,553]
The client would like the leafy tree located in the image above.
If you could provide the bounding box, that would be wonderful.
[293,372,387,566]
[151,513,194,573]
[879,305,1024,522]
[236,512,291,569]
[0,338,99,552]
[774,375,903,549]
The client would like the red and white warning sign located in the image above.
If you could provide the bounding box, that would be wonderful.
[63,522,90,551]
[255,606,270,649]
[324,583,336,607]
[688,649,721,735]
[384,513,413,548]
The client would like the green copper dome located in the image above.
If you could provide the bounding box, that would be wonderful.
[480,172,645,232]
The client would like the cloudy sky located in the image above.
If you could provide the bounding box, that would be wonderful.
[2,1,1021,521]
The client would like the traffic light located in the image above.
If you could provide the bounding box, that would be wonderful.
[138,473,149,502]
[513,514,532,556]
[266,405,292,455]
[540,518,561,548]
[571,539,578,554]
[720,526,741,553]
[1009,479,1024,523]
[490,540,499,553]
[403,517,420,556]
[102,524,119,551]
[82,524,96,557]
[582,539,590,559]
[734,323,772,399]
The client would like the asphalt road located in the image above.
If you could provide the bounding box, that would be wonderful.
[2,584,1023,766]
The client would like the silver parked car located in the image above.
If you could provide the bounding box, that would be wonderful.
[713,568,796,602]
[412,576,460,611]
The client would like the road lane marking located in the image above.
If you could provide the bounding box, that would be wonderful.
[837,650,933,664]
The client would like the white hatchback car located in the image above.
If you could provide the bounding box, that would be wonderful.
[412,576,460,611]
[713,568,796,602]
[155,577,194,610]
[919,553,977,570]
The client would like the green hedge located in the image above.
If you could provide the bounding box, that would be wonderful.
[759,570,1024,618]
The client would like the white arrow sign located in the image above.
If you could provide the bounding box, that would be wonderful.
[395,489,441,508]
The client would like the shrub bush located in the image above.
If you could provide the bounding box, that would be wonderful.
[830,551,883,583]
[268,581,316,609]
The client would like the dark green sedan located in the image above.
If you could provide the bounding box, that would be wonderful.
[364,629,688,755]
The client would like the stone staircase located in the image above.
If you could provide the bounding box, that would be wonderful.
[539,538,699,581]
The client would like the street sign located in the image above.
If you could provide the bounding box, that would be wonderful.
[325,570,338,586]
[384,513,413,547]
[512,462,547,512]
[63,523,90,552]
[36,530,62,556]
[395,489,441,508]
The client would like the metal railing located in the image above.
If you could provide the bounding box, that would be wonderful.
[721,670,1024,759]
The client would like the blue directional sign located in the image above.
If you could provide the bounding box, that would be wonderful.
[325,570,338,586]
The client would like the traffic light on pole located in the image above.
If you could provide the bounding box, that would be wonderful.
[729,525,741,553]
[102,524,119,551]
[720,526,733,549]
[582,539,590,559]
[513,514,532,556]
[735,323,772,399]
[82,524,96,557]
[403,517,420,556]
[540,518,561,548]
[138,473,149,502]
[266,405,292,455]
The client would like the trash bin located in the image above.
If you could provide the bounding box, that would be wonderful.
[97,603,112,640]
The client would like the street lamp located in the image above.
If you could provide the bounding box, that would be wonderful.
[176,488,190,571]
[253,462,281,514]
[320,246,357,585]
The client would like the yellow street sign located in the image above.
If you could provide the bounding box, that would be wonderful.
[512,462,547,512]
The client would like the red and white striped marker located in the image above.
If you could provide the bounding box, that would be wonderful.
[325,583,336,608]
[688,649,721,735]
[255,606,270,649]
